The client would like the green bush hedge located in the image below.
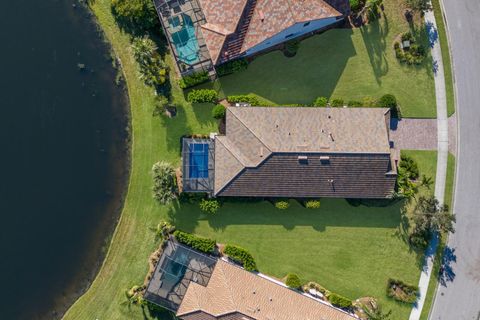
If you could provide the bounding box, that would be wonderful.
[274,199,290,210]
[216,59,248,76]
[187,89,218,103]
[305,200,321,209]
[173,230,216,253]
[224,244,258,271]
[347,100,363,107]
[379,94,402,119]
[179,71,210,89]
[330,98,345,107]
[313,96,328,107]
[199,198,220,214]
[227,94,261,106]
[212,104,226,119]
[386,278,419,303]
[285,273,302,289]
[327,292,353,309]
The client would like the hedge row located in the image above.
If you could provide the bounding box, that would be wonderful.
[187,89,218,103]
[327,292,353,309]
[216,59,248,76]
[386,278,419,304]
[173,230,216,253]
[179,71,210,89]
[224,244,258,271]
[227,94,269,106]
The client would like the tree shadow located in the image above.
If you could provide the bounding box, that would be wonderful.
[439,246,456,286]
[211,29,356,105]
[359,12,390,85]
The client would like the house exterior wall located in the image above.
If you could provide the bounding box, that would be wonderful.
[216,153,397,199]
[245,17,340,56]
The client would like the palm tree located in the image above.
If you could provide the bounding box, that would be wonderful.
[357,0,383,19]
[361,302,392,320]
[131,36,157,65]
[421,174,433,189]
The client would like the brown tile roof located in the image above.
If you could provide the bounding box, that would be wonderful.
[198,0,248,35]
[200,27,228,65]
[213,107,396,197]
[177,259,356,320]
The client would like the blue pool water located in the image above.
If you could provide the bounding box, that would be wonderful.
[189,143,209,178]
[169,14,200,65]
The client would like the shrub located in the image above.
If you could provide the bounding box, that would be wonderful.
[330,98,344,107]
[173,230,216,253]
[386,278,419,303]
[401,32,413,42]
[224,244,258,271]
[362,96,379,108]
[399,154,419,179]
[305,200,321,209]
[187,89,218,103]
[111,0,159,31]
[179,71,210,89]
[313,96,328,107]
[379,94,401,119]
[286,273,302,289]
[284,40,300,57]
[131,36,168,87]
[327,293,353,309]
[274,199,290,210]
[216,59,248,76]
[347,100,363,107]
[152,161,177,205]
[349,0,364,11]
[227,94,261,106]
[212,104,226,119]
[199,198,220,214]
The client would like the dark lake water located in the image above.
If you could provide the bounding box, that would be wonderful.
[0,1,130,319]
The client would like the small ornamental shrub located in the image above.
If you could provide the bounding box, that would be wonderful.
[173,230,216,253]
[227,94,262,106]
[349,0,364,11]
[327,293,353,309]
[379,94,402,119]
[224,244,258,271]
[313,96,328,107]
[386,278,419,303]
[330,98,344,107]
[212,104,226,119]
[362,96,379,108]
[216,58,248,76]
[305,200,321,209]
[274,199,290,210]
[199,198,220,214]
[401,32,414,42]
[179,71,210,89]
[187,89,218,103]
[285,273,302,289]
[152,161,177,205]
[284,40,300,57]
[347,100,363,107]
[399,154,419,179]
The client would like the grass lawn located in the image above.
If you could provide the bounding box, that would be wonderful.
[432,0,455,116]
[201,0,436,118]
[64,1,439,319]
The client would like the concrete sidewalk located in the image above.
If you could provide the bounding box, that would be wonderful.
[408,5,450,320]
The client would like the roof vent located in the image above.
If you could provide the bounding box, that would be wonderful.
[260,147,264,157]
[259,10,265,22]
[329,133,334,141]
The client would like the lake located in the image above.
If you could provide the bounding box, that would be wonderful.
[0,1,130,318]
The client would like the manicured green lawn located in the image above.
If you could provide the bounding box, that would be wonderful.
[64,1,438,319]
[202,0,436,118]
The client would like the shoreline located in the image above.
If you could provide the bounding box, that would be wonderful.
[42,3,133,319]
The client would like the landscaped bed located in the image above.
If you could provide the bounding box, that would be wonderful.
[200,0,436,118]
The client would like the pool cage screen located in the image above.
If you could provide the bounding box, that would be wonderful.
[182,138,215,193]
[153,0,214,75]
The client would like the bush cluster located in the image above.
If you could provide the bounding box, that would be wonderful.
[313,96,328,107]
[227,94,263,106]
[330,98,345,108]
[111,0,159,31]
[224,244,258,271]
[284,40,300,57]
[173,230,216,253]
[327,292,353,309]
[379,94,402,118]
[274,199,290,210]
[394,33,426,65]
[216,59,248,76]
[199,198,221,214]
[212,104,226,119]
[187,89,218,103]
[131,36,168,87]
[386,278,419,303]
[349,0,365,11]
[286,273,302,289]
[152,161,177,205]
[305,200,321,209]
[179,71,210,89]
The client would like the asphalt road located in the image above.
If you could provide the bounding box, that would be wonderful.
[430,1,480,319]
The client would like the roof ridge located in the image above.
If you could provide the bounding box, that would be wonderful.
[216,261,239,315]
[216,136,249,167]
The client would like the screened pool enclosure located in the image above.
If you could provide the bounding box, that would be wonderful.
[182,138,214,193]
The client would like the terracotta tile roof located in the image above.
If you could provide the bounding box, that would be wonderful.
[198,0,248,34]
[177,259,356,320]
[200,27,228,65]
[240,0,342,53]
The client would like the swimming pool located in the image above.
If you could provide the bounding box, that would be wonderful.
[188,143,209,179]
[168,14,200,65]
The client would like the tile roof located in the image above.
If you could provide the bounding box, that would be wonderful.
[198,0,248,35]
[242,0,342,52]
[177,259,356,320]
